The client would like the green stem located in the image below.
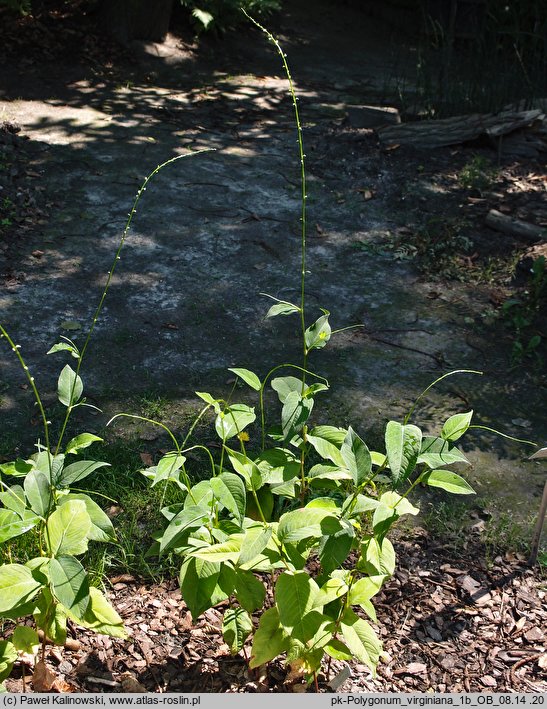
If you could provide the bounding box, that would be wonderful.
[258,363,328,450]
[404,369,482,425]
[53,149,214,456]
[468,424,536,447]
[0,327,51,476]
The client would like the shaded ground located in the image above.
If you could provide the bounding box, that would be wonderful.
[0,0,546,694]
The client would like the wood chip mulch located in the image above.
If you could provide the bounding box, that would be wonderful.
[5,531,546,694]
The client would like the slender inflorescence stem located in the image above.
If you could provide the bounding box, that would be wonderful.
[53,150,214,456]
[243,11,308,374]
[0,326,51,472]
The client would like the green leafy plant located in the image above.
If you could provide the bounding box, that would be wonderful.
[459,155,497,193]
[109,17,532,688]
[0,152,212,689]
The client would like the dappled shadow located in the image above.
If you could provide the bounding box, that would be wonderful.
[0,0,544,525]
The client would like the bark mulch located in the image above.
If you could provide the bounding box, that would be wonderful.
[5,531,547,694]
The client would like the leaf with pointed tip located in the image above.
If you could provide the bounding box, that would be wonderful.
[281,391,313,440]
[266,301,300,318]
[0,640,17,683]
[58,460,110,488]
[341,426,372,486]
[249,606,288,669]
[211,473,246,524]
[385,421,422,486]
[278,508,341,543]
[57,364,83,407]
[423,469,475,495]
[442,411,473,442]
[304,312,331,351]
[47,500,91,556]
[59,494,116,542]
[228,368,261,391]
[234,569,266,613]
[340,608,382,674]
[271,376,304,403]
[215,404,255,441]
[49,555,90,622]
[0,509,40,543]
[24,470,52,518]
[223,607,252,654]
[64,433,103,456]
[0,565,42,616]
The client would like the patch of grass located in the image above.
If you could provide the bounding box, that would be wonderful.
[139,393,170,420]
[459,156,498,194]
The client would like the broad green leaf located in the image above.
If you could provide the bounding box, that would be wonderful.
[373,491,419,539]
[195,391,221,413]
[57,364,83,407]
[342,494,380,517]
[303,382,329,397]
[348,575,387,605]
[46,500,91,556]
[309,425,347,446]
[256,448,300,484]
[152,453,186,486]
[58,460,110,488]
[185,481,214,510]
[278,508,341,544]
[341,426,372,486]
[215,404,255,441]
[371,451,387,467]
[189,537,243,563]
[226,449,262,492]
[228,368,261,391]
[306,497,339,512]
[358,536,396,577]
[360,598,378,623]
[238,525,272,566]
[0,564,42,615]
[24,469,52,518]
[47,342,79,358]
[306,434,346,468]
[234,569,266,613]
[159,505,209,553]
[49,556,91,622]
[249,607,288,669]
[312,577,348,609]
[265,301,300,318]
[0,459,33,478]
[78,587,127,638]
[318,522,354,573]
[33,589,67,645]
[0,509,39,543]
[211,473,246,523]
[12,626,39,655]
[64,433,103,456]
[304,312,331,351]
[223,607,252,654]
[0,485,26,515]
[418,436,470,467]
[179,558,220,620]
[340,608,382,674]
[324,638,353,661]
[271,376,304,403]
[308,464,351,481]
[441,411,473,442]
[0,641,17,683]
[281,391,313,440]
[275,571,319,635]
[59,494,115,542]
[423,469,475,495]
[385,421,422,486]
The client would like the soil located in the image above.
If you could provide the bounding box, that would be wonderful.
[0,0,546,694]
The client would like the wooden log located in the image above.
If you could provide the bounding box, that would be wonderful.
[485,209,545,243]
[377,109,544,149]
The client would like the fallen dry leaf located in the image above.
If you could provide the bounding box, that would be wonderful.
[139,452,154,467]
[33,661,57,692]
